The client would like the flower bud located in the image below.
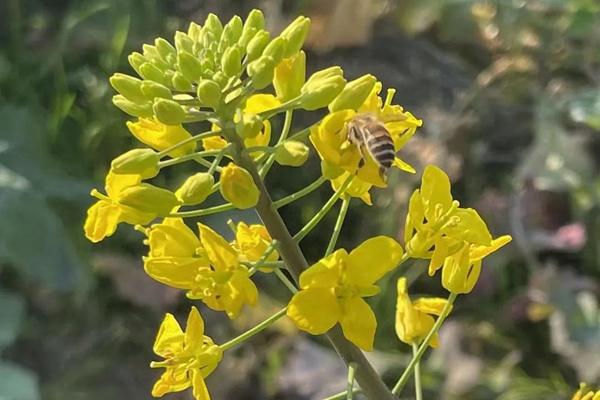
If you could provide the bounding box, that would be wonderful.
[212,71,228,87]
[246,31,270,61]
[175,172,215,205]
[128,52,147,76]
[139,62,170,86]
[329,74,377,112]
[220,163,260,209]
[275,140,310,167]
[245,9,265,32]
[238,26,257,49]
[273,51,305,101]
[113,95,153,118]
[177,52,203,83]
[235,113,263,139]
[111,148,160,179]
[142,44,161,61]
[280,16,311,57]
[141,80,172,100]
[222,15,243,46]
[171,72,193,91]
[221,46,242,77]
[153,98,186,125]
[204,13,223,39]
[187,22,202,41]
[321,160,344,180]
[262,36,287,65]
[118,184,181,216]
[247,55,276,89]
[155,37,176,64]
[174,31,194,53]
[197,79,222,108]
[300,67,346,110]
[109,73,146,103]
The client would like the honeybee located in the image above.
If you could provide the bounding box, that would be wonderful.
[346,113,396,178]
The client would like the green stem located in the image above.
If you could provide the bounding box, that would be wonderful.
[259,109,293,178]
[170,202,235,218]
[347,363,357,400]
[391,293,458,395]
[248,241,279,276]
[207,149,225,175]
[325,198,350,256]
[273,176,327,209]
[274,268,298,293]
[226,124,396,400]
[219,307,287,351]
[158,149,224,168]
[245,145,275,155]
[243,260,284,269]
[293,176,352,243]
[287,125,312,142]
[412,342,423,400]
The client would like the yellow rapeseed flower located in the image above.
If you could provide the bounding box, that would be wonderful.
[127,118,196,157]
[287,236,403,351]
[150,306,222,400]
[310,82,422,202]
[233,222,279,266]
[143,220,258,318]
[572,384,600,400]
[84,171,156,243]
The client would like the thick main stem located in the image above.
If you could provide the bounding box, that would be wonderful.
[227,132,395,400]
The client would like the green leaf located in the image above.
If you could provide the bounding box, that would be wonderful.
[0,290,25,350]
[569,89,600,131]
[0,362,40,400]
[0,188,85,291]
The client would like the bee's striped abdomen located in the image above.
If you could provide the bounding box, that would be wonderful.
[365,125,395,169]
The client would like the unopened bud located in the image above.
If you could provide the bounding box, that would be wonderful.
[139,62,170,86]
[171,72,193,91]
[112,95,153,118]
[329,74,377,112]
[155,37,177,64]
[238,26,257,49]
[197,79,222,108]
[174,31,194,53]
[245,9,265,32]
[300,67,346,110]
[118,184,181,216]
[246,30,270,61]
[263,36,287,65]
[177,52,203,83]
[128,52,147,76]
[275,140,310,167]
[222,46,242,77]
[273,51,305,101]
[175,172,215,205]
[280,16,311,57]
[247,55,275,89]
[111,149,160,179]
[153,98,186,125]
[141,80,172,100]
[235,113,263,139]
[204,13,223,39]
[187,22,202,41]
[110,73,146,103]
[219,163,260,209]
[222,16,243,45]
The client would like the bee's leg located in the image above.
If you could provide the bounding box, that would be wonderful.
[357,145,366,169]
[378,166,388,182]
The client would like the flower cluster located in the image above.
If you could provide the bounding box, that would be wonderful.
[84,9,512,400]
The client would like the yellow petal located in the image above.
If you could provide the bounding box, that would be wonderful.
[84,200,121,243]
[244,94,281,114]
[470,235,512,261]
[105,170,141,198]
[299,249,346,289]
[287,288,340,334]
[413,297,451,316]
[444,208,492,246]
[428,238,450,276]
[148,219,201,258]
[153,313,184,358]
[392,157,415,173]
[127,118,195,158]
[198,224,239,271]
[420,165,453,220]
[191,370,211,400]
[184,306,204,349]
[202,135,228,151]
[144,257,207,289]
[151,368,191,397]
[441,248,480,294]
[339,296,377,351]
[346,236,403,285]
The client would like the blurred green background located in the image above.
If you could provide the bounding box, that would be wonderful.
[1,0,599,399]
